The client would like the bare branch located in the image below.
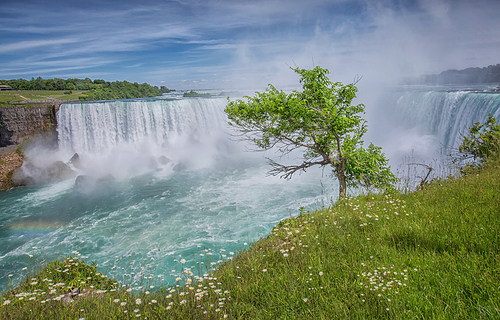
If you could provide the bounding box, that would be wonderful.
[352,75,363,85]
[407,162,433,186]
[266,157,329,179]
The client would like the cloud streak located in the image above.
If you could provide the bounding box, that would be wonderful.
[0,39,77,53]
[0,0,499,89]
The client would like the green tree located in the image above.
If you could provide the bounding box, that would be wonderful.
[160,86,172,93]
[457,113,500,165]
[225,66,396,198]
[65,82,76,91]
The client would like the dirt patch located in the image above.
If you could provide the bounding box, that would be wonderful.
[0,148,23,191]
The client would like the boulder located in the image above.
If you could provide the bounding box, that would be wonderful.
[148,157,159,170]
[74,175,93,190]
[96,174,116,184]
[68,153,82,169]
[13,160,75,186]
[45,161,74,181]
[173,162,188,172]
[158,155,171,165]
[11,167,36,186]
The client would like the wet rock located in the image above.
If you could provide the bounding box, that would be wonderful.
[13,161,75,186]
[11,167,35,186]
[148,157,159,170]
[69,153,82,169]
[96,174,116,184]
[173,162,188,172]
[74,175,93,191]
[0,149,24,190]
[45,161,74,181]
[158,155,171,165]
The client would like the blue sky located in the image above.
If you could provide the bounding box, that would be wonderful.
[1,0,499,90]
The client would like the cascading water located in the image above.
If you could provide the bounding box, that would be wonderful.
[56,97,231,180]
[0,95,336,292]
[378,85,500,154]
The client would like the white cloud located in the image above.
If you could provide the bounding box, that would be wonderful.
[0,39,77,53]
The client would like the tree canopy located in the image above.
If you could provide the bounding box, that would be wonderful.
[456,113,500,167]
[225,66,397,198]
[0,77,173,100]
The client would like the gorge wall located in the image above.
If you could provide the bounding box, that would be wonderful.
[0,104,58,148]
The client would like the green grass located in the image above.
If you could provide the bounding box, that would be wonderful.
[0,90,86,105]
[0,93,24,103]
[1,161,499,319]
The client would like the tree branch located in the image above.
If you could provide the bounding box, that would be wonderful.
[266,157,329,179]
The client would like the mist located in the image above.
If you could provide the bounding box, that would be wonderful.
[215,0,500,170]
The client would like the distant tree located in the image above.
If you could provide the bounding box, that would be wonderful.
[160,86,173,93]
[75,80,89,90]
[65,82,76,91]
[225,66,397,198]
[183,90,211,98]
[79,80,162,101]
[33,77,46,90]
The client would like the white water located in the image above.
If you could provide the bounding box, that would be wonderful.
[56,97,230,180]
[369,85,500,163]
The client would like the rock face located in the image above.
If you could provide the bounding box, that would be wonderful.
[0,105,57,147]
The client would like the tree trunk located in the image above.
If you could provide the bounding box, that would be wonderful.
[336,161,347,198]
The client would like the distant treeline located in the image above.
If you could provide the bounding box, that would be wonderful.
[402,64,500,85]
[0,77,173,101]
[182,90,211,98]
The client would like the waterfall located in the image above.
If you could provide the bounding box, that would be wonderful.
[57,97,227,154]
[382,87,500,151]
[56,97,232,179]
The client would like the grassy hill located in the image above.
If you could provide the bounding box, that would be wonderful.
[1,160,499,319]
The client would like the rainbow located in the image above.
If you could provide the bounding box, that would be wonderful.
[7,220,63,237]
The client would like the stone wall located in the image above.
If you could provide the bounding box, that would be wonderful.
[0,105,57,147]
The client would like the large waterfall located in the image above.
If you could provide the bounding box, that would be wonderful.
[1,87,499,293]
[55,97,231,180]
[378,86,500,153]
[359,85,500,175]
[57,98,226,154]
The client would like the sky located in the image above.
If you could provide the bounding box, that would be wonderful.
[1,0,499,90]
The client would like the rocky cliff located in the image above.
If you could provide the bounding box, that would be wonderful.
[0,105,57,147]
[0,104,59,190]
